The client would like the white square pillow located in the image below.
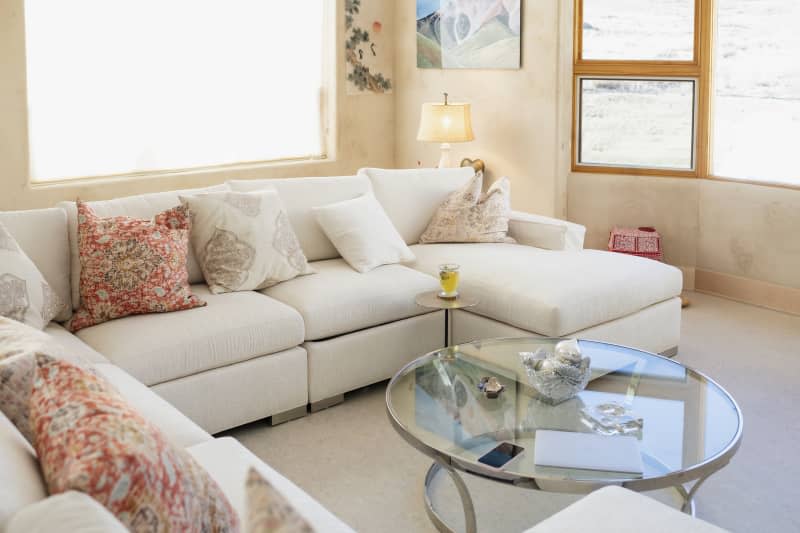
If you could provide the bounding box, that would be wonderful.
[180,191,314,294]
[0,223,64,329]
[312,193,415,273]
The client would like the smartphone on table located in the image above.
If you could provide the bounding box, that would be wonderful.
[477,442,525,469]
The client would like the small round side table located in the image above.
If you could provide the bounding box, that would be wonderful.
[415,291,479,347]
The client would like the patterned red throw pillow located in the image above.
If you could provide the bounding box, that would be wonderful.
[30,354,240,532]
[68,201,205,332]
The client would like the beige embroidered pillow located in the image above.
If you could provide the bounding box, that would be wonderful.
[181,191,314,294]
[246,467,314,533]
[419,172,515,244]
[0,317,87,444]
[0,223,64,329]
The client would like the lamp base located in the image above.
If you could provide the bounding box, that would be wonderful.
[437,143,454,168]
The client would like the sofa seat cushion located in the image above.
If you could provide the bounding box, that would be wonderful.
[263,259,439,341]
[525,486,727,532]
[43,323,108,364]
[409,243,683,337]
[93,363,212,448]
[75,285,304,386]
[188,437,354,532]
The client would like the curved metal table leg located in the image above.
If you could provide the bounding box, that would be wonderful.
[675,470,716,516]
[424,461,477,533]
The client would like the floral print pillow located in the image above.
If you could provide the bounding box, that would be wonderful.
[419,172,516,244]
[68,202,205,332]
[29,354,240,532]
[246,467,313,533]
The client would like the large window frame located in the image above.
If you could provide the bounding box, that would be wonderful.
[572,0,716,181]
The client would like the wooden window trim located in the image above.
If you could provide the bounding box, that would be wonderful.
[572,0,719,181]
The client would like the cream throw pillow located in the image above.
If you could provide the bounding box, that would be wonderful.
[0,223,64,329]
[419,172,516,244]
[312,193,415,273]
[181,191,314,294]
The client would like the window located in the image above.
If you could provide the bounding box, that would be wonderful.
[574,0,799,186]
[712,0,800,185]
[25,1,329,182]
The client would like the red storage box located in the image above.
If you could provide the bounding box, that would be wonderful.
[608,226,663,261]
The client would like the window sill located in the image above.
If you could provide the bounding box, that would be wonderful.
[28,154,332,190]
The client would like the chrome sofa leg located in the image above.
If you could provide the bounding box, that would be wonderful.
[309,394,344,413]
[269,405,308,426]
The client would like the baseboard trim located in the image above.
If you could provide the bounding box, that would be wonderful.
[695,269,800,316]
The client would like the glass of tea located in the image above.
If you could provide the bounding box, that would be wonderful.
[438,264,460,299]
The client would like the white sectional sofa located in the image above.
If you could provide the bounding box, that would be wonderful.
[0,167,683,529]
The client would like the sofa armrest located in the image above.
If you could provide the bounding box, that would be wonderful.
[508,211,586,251]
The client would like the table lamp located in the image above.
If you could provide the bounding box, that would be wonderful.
[417,93,475,168]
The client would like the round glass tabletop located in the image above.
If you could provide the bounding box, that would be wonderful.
[386,337,743,492]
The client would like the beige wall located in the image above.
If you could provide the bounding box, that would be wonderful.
[392,0,572,217]
[0,0,395,211]
[568,172,800,289]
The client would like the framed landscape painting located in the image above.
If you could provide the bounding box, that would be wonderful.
[417,0,521,69]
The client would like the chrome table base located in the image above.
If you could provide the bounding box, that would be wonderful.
[423,462,715,532]
[424,461,477,533]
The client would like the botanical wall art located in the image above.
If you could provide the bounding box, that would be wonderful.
[346,0,392,94]
[417,0,522,69]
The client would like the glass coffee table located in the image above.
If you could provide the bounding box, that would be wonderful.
[386,338,743,533]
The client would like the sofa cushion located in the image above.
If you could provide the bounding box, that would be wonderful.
[263,259,438,341]
[0,412,47,531]
[409,243,683,337]
[359,167,475,245]
[0,208,72,321]
[246,467,314,533]
[312,193,415,273]
[29,355,239,532]
[75,285,304,386]
[508,211,586,251]
[43,323,108,364]
[59,184,229,308]
[7,491,128,533]
[419,172,514,244]
[181,190,314,293]
[68,202,206,333]
[0,223,65,329]
[525,486,727,532]
[188,437,354,532]
[93,363,212,448]
[228,175,372,262]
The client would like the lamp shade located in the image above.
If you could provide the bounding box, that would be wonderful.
[416,102,475,143]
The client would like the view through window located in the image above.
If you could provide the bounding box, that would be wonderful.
[712,0,800,185]
[25,1,327,182]
[575,0,799,186]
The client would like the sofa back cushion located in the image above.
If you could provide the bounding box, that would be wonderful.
[228,175,372,261]
[58,184,228,310]
[359,167,476,245]
[0,209,72,322]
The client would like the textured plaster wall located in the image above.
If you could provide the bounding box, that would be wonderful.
[392,0,572,217]
[568,173,800,289]
[0,0,395,211]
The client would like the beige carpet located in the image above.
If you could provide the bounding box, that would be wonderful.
[226,292,800,532]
